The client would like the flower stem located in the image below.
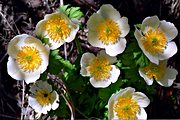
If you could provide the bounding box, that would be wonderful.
[20,80,25,120]
[75,37,83,54]
[75,108,88,119]
[61,93,75,120]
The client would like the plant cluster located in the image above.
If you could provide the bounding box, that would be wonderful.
[7,4,178,119]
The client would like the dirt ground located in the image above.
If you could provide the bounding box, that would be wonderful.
[0,0,180,119]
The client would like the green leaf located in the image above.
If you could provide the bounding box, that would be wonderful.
[39,72,47,81]
[98,79,124,102]
[59,4,84,20]
[134,52,150,68]
[135,24,142,29]
[55,97,70,118]
[41,38,49,44]
[133,51,141,58]
[69,7,80,15]
[48,50,76,75]
[51,49,59,56]
[69,11,84,19]
[59,4,70,13]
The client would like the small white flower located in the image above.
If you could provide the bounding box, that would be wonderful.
[87,4,130,56]
[134,16,178,64]
[28,81,59,115]
[7,34,49,84]
[139,60,178,87]
[80,50,120,88]
[35,12,79,50]
[108,87,150,120]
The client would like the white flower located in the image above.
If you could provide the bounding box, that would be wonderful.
[134,16,178,65]
[28,80,59,115]
[7,34,49,84]
[35,12,79,50]
[80,50,120,88]
[139,60,178,87]
[108,87,150,120]
[87,4,130,56]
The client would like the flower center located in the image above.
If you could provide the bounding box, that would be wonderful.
[141,27,167,54]
[88,57,112,80]
[45,18,71,42]
[35,90,53,106]
[16,46,42,72]
[96,19,121,45]
[143,61,166,80]
[114,97,140,120]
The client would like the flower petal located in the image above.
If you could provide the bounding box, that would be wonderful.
[134,27,143,41]
[80,53,96,76]
[7,57,24,80]
[87,31,105,48]
[108,93,116,120]
[28,96,43,113]
[133,92,150,107]
[44,12,68,20]
[105,38,127,56]
[36,81,52,92]
[136,108,147,120]
[51,91,59,110]
[24,72,41,84]
[117,17,130,37]
[159,20,178,41]
[115,87,135,99]
[141,16,160,33]
[35,20,46,38]
[109,65,120,83]
[143,50,159,65]
[47,36,65,50]
[41,104,51,114]
[98,50,117,64]
[7,34,29,58]
[139,68,154,85]
[39,46,49,73]
[98,4,121,21]
[158,42,177,60]
[90,77,111,88]
[87,13,104,31]
[64,21,79,43]
[157,67,178,87]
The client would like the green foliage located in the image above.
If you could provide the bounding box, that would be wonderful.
[53,98,70,118]
[48,50,76,75]
[59,4,84,19]
[98,79,124,102]
[41,38,49,45]
[135,24,142,29]
[46,33,156,118]
[39,72,47,81]
[134,51,150,68]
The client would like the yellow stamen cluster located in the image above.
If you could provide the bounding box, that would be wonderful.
[141,27,167,54]
[88,57,112,80]
[96,19,121,45]
[16,46,42,72]
[143,61,166,80]
[46,18,71,42]
[114,97,140,120]
[35,90,53,106]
